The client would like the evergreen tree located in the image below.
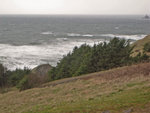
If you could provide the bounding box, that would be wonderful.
[49,38,148,81]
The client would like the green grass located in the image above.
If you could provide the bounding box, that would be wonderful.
[52,87,61,94]
[1,62,150,113]
[24,86,150,113]
[126,81,148,88]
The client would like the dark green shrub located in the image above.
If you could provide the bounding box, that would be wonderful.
[17,76,29,91]
[0,64,6,87]
[8,68,31,86]
[144,42,150,52]
[131,52,149,63]
[17,73,49,91]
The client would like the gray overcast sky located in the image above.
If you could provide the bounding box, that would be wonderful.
[0,0,149,15]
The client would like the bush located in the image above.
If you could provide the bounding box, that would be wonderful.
[0,64,6,87]
[17,73,49,91]
[144,42,150,52]
[17,76,29,91]
[8,68,31,86]
[131,52,149,63]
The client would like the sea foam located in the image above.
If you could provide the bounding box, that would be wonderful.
[100,34,146,40]
[0,39,103,70]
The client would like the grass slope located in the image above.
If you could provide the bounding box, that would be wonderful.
[132,35,150,56]
[1,62,150,113]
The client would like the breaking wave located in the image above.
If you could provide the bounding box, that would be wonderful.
[0,39,103,70]
[99,34,147,40]
[40,31,146,40]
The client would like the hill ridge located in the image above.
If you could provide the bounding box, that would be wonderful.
[42,62,150,88]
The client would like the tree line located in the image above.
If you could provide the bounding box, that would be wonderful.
[0,38,149,91]
[49,38,149,81]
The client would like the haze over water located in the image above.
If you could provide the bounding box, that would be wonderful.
[0,15,149,70]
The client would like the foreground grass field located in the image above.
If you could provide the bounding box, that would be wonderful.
[1,62,150,113]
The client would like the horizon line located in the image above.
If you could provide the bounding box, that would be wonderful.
[0,14,147,16]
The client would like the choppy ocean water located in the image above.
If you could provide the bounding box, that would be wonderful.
[0,15,149,70]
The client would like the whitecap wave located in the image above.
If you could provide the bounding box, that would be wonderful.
[66,33,146,40]
[115,27,119,30]
[82,34,93,37]
[100,34,146,40]
[67,33,94,37]
[41,31,53,35]
[67,33,81,37]
[56,38,68,41]
[0,39,103,70]
[0,33,146,70]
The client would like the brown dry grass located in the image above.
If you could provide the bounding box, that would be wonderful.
[42,62,150,88]
[0,62,150,113]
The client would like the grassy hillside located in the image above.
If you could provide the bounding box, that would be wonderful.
[1,62,150,113]
[132,35,150,56]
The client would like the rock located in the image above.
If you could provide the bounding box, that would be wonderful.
[22,64,52,89]
[32,64,52,76]
[123,108,133,113]
[102,110,110,113]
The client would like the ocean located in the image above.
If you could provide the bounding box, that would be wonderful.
[0,15,149,70]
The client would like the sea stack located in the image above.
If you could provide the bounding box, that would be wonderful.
[144,15,150,19]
